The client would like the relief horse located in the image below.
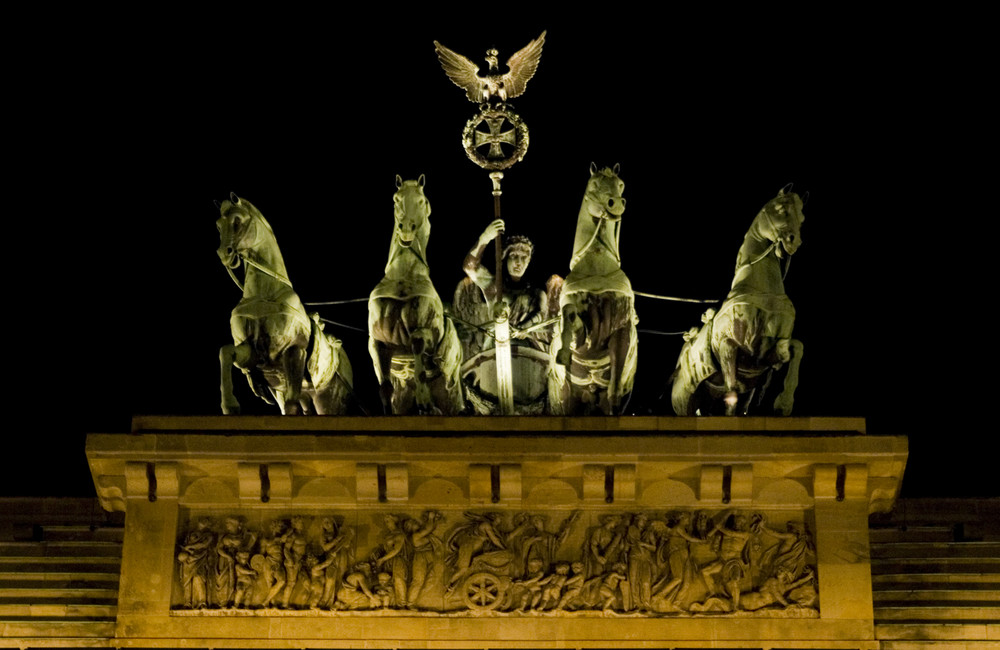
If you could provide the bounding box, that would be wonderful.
[549,164,638,415]
[217,193,352,415]
[671,186,805,416]
[368,176,464,414]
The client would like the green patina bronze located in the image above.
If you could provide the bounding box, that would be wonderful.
[549,164,638,415]
[216,194,352,415]
[671,186,805,416]
[368,176,464,415]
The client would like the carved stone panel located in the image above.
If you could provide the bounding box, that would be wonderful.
[173,508,817,617]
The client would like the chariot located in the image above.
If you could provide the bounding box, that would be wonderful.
[461,345,550,415]
[453,550,518,611]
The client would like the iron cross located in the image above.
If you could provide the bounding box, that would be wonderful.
[474,116,517,159]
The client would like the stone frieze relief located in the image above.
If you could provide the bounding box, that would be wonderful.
[174,509,817,617]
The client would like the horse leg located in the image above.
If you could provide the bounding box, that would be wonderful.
[556,303,580,368]
[772,338,804,416]
[369,338,394,414]
[220,344,241,415]
[606,326,632,415]
[278,346,306,415]
[329,347,354,415]
[410,328,435,413]
[221,342,263,413]
[558,302,585,413]
[718,338,742,416]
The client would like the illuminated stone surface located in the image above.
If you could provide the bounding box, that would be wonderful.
[80,416,907,648]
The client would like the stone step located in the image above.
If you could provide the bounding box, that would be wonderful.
[0,603,117,619]
[0,557,121,573]
[38,525,124,543]
[874,573,1000,585]
[870,526,958,544]
[0,578,119,591]
[874,589,1000,603]
[0,619,116,639]
[872,542,1000,559]
[875,622,998,641]
[881,640,1000,650]
[872,558,1000,575]
[874,605,1000,621]
[0,571,119,583]
[0,586,119,600]
[0,541,122,558]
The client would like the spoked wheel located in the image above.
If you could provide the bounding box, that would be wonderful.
[461,572,506,611]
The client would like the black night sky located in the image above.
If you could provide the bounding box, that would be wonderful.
[5,13,991,499]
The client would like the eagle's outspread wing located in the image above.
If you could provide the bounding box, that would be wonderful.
[502,31,546,99]
[434,40,484,103]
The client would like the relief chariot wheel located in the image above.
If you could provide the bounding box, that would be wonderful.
[461,572,510,611]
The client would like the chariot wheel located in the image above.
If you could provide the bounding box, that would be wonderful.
[461,572,507,611]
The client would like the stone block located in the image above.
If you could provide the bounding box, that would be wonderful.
[384,463,408,502]
[613,463,635,502]
[700,464,724,502]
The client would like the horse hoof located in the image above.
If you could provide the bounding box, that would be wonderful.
[222,402,241,415]
[773,397,793,416]
[724,392,739,416]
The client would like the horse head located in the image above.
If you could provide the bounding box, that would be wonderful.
[570,163,626,272]
[216,192,266,269]
[392,174,431,253]
[584,162,626,220]
[758,185,805,258]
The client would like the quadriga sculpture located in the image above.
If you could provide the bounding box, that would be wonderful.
[549,164,638,415]
[671,186,805,416]
[368,176,464,414]
[217,194,353,415]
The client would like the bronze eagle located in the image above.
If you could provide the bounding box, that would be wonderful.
[434,31,546,104]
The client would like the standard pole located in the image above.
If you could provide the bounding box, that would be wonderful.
[489,172,514,415]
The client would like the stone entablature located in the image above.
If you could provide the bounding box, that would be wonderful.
[85,416,903,648]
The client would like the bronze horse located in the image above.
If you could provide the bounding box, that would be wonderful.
[368,176,464,414]
[549,164,638,415]
[671,186,805,416]
[217,194,352,415]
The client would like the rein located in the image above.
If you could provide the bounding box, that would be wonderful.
[734,241,791,281]
[735,201,796,279]
[570,193,623,269]
[633,291,716,304]
[224,253,294,293]
[446,311,560,341]
[242,254,293,287]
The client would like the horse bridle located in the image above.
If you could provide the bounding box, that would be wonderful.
[223,217,294,293]
[570,190,624,269]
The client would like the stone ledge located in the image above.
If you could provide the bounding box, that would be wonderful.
[86,428,906,515]
[131,415,868,434]
[107,615,877,646]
